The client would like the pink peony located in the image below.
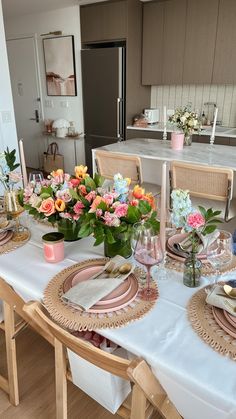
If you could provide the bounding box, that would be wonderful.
[187,212,205,229]
[103,211,120,227]
[85,190,96,203]
[73,201,85,215]
[114,203,128,218]
[38,197,55,217]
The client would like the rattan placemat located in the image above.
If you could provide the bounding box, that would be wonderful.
[187,287,236,361]
[165,255,236,277]
[0,229,31,255]
[43,258,158,331]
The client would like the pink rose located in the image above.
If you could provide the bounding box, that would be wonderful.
[114,203,128,218]
[85,190,96,203]
[103,193,116,206]
[38,197,55,217]
[70,178,81,188]
[73,201,85,215]
[103,211,120,227]
[187,212,205,229]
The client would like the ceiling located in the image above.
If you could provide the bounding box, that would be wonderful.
[1,0,108,19]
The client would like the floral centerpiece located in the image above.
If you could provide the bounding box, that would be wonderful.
[169,106,201,145]
[171,189,222,286]
[22,166,159,251]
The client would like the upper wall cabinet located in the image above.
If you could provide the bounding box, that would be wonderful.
[212,0,236,84]
[142,0,186,85]
[183,0,218,84]
[80,0,127,43]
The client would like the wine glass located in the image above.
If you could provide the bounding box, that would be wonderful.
[206,230,233,285]
[133,227,163,300]
[29,171,44,185]
[4,190,28,240]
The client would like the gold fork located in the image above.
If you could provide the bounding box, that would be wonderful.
[92,261,116,280]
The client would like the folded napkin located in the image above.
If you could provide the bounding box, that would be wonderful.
[62,277,124,311]
[178,230,220,254]
[206,285,236,317]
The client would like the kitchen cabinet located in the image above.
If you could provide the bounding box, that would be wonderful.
[183,0,218,84]
[162,0,186,85]
[197,135,230,146]
[212,0,236,84]
[142,1,164,85]
[80,0,127,43]
[142,0,186,85]
[126,129,164,140]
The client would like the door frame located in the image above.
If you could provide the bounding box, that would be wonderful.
[6,33,44,121]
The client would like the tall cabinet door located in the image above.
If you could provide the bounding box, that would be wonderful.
[162,0,186,85]
[212,0,236,84]
[183,0,218,84]
[142,1,164,85]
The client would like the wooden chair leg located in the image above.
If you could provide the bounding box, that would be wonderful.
[3,301,19,406]
[55,339,67,419]
[130,383,147,419]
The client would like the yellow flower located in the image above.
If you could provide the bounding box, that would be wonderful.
[55,199,66,212]
[75,165,89,179]
[125,177,131,186]
[51,169,64,177]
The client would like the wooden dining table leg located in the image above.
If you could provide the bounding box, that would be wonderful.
[3,301,19,406]
[55,339,67,419]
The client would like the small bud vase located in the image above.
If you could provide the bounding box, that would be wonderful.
[183,252,202,287]
[184,133,192,146]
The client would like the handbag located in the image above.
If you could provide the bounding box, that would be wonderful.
[43,142,64,173]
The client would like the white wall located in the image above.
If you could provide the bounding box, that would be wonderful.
[151,84,236,127]
[0,0,19,194]
[4,5,84,134]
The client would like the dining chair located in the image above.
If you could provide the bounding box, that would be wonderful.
[23,301,182,419]
[0,277,53,406]
[169,161,234,221]
[95,149,161,196]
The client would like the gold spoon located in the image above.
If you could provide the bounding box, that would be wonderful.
[109,263,132,277]
[223,284,236,299]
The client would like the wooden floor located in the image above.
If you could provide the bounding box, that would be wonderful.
[0,327,161,419]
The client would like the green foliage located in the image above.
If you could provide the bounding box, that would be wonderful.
[4,148,20,171]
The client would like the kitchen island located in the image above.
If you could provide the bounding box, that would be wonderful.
[92,139,236,194]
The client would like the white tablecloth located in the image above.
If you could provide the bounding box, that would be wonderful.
[0,219,236,419]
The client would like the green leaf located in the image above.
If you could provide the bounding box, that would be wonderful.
[78,223,93,238]
[198,206,207,218]
[138,199,152,215]
[69,188,80,200]
[94,173,104,187]
[125,206,141,224]
[203,225,217,235]
[84,176,96,190]
[105,228,116,244]
[40,192,51,199]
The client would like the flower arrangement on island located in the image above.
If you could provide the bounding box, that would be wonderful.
[0,148,21,191]
[169,106,201,145]
[171,189,222,253]
[21,166,159,253]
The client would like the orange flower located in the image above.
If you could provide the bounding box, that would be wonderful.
[142,193,155,209]
[78,184,87,195]
[132,185,145,199]
[51,169,64,177]
[55,199,66,212]
[75,165,89,179]
[89,196,104,212]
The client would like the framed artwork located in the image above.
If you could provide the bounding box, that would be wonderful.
[43,35,77,96]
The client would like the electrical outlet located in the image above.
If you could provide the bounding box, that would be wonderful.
[1,111,12,123]
[45,99,54,108]
[60,101,69,108]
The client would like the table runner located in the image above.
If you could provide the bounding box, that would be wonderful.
[0,219,236,419]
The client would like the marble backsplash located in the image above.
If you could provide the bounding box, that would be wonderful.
[151,84,236,127]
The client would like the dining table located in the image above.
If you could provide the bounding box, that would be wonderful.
[0,218,236,419]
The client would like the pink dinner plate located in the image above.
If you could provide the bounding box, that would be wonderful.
[212,306,236,338]
[167,233,207,261]
[0,230,13,246]
[223,309,236,328]
[63,264,139,312]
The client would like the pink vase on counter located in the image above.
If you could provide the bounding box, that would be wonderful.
[171,132,184,150]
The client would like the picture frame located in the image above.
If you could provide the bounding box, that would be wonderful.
[43,35,77,96]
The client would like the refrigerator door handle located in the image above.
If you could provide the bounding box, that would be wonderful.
[117,97,121,141]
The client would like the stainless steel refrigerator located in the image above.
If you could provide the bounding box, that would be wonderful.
[81,46,125,172]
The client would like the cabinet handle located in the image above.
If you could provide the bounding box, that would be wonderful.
[117,98,121,140]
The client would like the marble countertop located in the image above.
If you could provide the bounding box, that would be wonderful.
[93,138,236,170]
[127,123,236,139]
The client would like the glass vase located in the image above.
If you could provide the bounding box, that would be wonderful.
[183,252,202,287]
[104,236,132,259]
[184,133,192,146]
[57,219,81,242]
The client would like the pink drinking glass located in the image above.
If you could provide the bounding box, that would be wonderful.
[134,228,163,301]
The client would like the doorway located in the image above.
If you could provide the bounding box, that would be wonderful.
[6,36,42,169]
